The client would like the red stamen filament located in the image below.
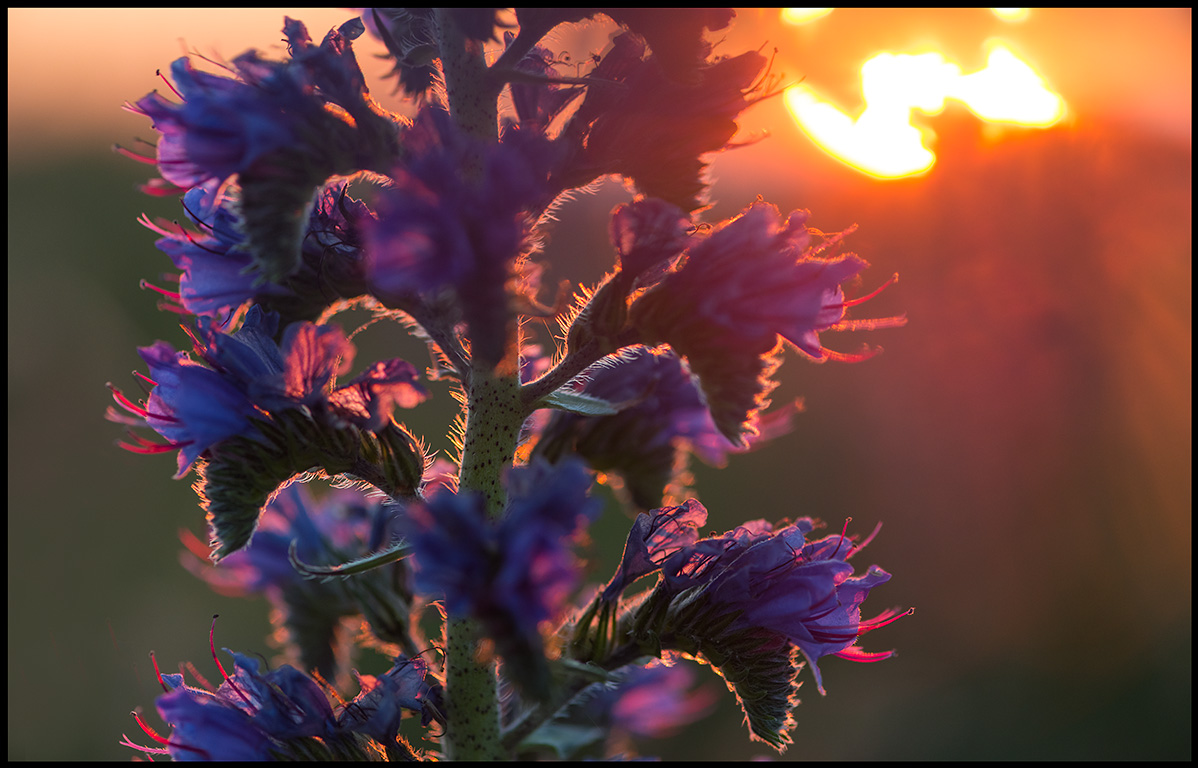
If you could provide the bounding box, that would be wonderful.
[858,607,915,635]
[115,431,178,455]
[842,272,899,308]
[210,615,253,707]
[131,710,170,745]
[151,651,171,692]
[137,212,181,238]
[828,517,853,560]
[819,345,880,364]
[108,384,149,418]
[846,521,883,560]
[112,143,159,165]
[140,279,181,302]
[157,68,185,101]
[809,224,859,258]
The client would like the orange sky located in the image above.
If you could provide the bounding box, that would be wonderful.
[8,8,1191,163]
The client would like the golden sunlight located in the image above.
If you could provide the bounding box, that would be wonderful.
[990,8,1030,23]
[780,12,1065,179]
[780,8,834,25]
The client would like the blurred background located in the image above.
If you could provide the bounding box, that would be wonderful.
[7,8,1190,760]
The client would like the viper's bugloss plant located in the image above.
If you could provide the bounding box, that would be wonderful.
[110,8,910,760]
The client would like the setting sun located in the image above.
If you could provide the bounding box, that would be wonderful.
[781,12,1066,178]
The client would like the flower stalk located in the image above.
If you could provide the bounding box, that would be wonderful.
[111,8,910,761]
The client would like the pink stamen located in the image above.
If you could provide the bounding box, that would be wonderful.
[129,709,209,757]
[140,279,181,302]
[137,212,180,238]
[842,272,899,308]
[131,370,157,394]
[157,68,185,101]
[819,345,880,364]
[210,615,253,707]
[118,734,169,755]
[828,517,853,560]
[108,384,151,417]
[112,143,158,165]
[151,651,171,693]
[131,710,170,745]
[141,178,189,197]
[858,607,915,635]
[807,224,858,258]
[834,646,895,663]
[846,521,883,560]
[115,434,177,455]
[829,315,908,332]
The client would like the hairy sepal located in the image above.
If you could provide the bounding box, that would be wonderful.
[194,409,426,560]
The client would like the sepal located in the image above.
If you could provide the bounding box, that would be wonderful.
[681,629,802,751]
[195,409,428,560]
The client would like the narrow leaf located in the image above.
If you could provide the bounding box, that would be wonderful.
[542,388,622,416]
[288,539,412,582]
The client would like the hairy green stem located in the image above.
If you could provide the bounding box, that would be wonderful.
[433,9,512,759]
[444,362,525,760]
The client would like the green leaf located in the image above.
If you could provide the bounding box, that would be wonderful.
[542,388,622,416]
[520,723,607,760]
[288,539,413,582]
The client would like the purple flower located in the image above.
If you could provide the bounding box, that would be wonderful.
[125,19,388,196]
[183,484,335,595]
[506,35,577,137]
[139,187,268,319]
[602,499,707,603]
[587,515,907,748]
[127,55,311,194]
[108,306,426,476]
[630,201,905,445]
[400,459,599,696]
[367,107,546,368]
[661,518,906,695]
[135,649,339,761]
[341,655,444,740]
[122,17,400,286]
[608,198,693,280]
[404,458,598,629]
[108,339,262,478]
[141,182,375,322]
[180,483,407,678]
[124,635,429,760]
[282,17,372,117]
[606,662,717,739]
[554,32,767,211]
[536,346,786,508]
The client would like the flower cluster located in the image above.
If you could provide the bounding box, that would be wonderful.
[122,623,439,761]
[112,8,908,760]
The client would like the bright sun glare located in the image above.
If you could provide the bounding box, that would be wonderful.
[780,9,1066,178]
